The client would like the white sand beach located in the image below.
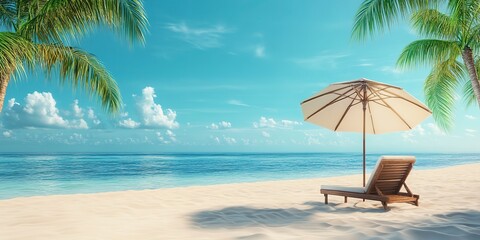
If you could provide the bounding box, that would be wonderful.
[1,163,480,240]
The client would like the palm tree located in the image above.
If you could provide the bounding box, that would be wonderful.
[397,1,480,129]
[0,0,148,113]
[352,0,480,131]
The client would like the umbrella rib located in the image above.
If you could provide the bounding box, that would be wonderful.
[367,85,413,129]
[370,100,389,108]
[301,85,354,104]
[304,89,357,120]
[367,102,376,134]
[372,86,432,113]
[334,93,358,131]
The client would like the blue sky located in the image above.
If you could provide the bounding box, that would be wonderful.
[0,0,478,153]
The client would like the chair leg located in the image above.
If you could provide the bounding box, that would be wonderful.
[344,196,347,203]
[382,202,388,210]
[324,194,328,204]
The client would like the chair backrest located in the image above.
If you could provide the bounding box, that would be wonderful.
[365,156,416,195]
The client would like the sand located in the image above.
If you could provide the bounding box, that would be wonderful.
[1,163,480,240]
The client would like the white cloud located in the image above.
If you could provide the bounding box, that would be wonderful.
[465,115,476,120]
[136,87,179,129]
[280,120,302,128]
[402,124,426,143]
[224,136,236,144]
[87,108,101,126]
[254,45,265,58]
[380,66,402,74]
[254,117,277,128]
[427,123,446,136]
[166,130,175,137]
[156,132,165,142]
[165,22,231,49]
[118,118,140,128]
[72,100,84,118]
[261,131,270,138]
[357,63,373,67]
[219,121,231,128]
[293,53,349,69]
[207,121,232,130]
[3,92,88,129]
[465,128,477,137]
[166,129,177,142]
[3,130,12,138]
[253,117,302,129]
[227,99,249,107]
[401,131,416,143]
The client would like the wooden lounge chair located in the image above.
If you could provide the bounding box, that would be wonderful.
[320,156,419,210]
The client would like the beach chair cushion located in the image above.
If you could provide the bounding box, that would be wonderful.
[320,185,365,193]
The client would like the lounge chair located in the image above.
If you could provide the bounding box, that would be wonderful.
[320,156,419,210]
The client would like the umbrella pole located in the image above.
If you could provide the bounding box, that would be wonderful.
[362,85,367,188]
[363,106,366,187]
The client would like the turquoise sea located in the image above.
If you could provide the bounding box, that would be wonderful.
[0,153,479,200]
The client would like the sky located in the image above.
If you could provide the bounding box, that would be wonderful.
[0,0,479,153]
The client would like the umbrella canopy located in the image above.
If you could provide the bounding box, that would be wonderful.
[301,78,431,186]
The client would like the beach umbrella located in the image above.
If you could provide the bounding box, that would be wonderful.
[300,78,431,186]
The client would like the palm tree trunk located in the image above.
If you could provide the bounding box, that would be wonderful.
[0,74,11,113]
[462,46,480,107]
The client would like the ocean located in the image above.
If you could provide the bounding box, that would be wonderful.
[0,153,479,200]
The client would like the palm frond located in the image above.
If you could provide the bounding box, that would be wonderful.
[352,0,440,40]
[462,80,476,106]
[411,9,458,40]
[397,39,461,69]
[35,43,122,113]
[18,0,148,45]
[0,0,17,30]
[424,59,465,131]
[448,0,471,22]
[0,32,35,80]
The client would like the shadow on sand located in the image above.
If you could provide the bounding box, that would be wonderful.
[190,202,480,239]
[190,201,385,229]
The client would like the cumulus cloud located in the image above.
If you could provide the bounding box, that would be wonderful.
[3,130,12,138]
[253,117,302,129]
[207,121,232,130]
[165,22,231,49]
[117,87,179,129]
[137,87,179,129]
[72,100,83,118]
[118,118,140,128]
[2,92,88,129]
[87,108,101,126]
